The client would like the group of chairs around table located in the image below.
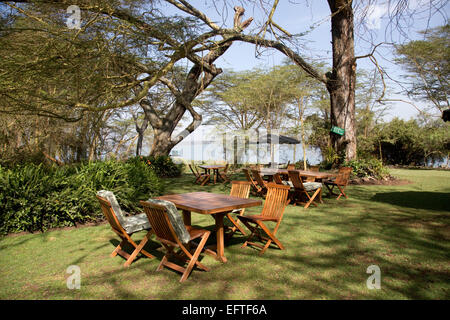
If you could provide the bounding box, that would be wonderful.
[95,180,290,282]
[243,165,352,209]
[188,163,230,185]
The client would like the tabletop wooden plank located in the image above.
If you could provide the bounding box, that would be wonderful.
[198,165,226,170]
[157,192,262,214]
[259,168,336,179]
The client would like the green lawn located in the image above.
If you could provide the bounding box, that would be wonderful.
[0,168,449,299]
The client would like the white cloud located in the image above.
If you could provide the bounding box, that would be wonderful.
[366,2,389,30]
[366,0,433,30]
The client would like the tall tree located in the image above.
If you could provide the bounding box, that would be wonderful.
[395,24,449,118]
[0,1,253,157]
[197,70,263,131]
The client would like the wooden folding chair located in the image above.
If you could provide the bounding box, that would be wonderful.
[188,164,210,186]
[273,173,285,185]
[237,183,290,255]
[243,168,262,196]
[140,199,210,282]
[96,192,155,267]
[324,167,352,200]
[251,169,268,197]
[288,170,323,209]
[224,181,251,239]
[219,163,230,182]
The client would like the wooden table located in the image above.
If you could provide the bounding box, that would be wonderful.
[157,192,262,263]
[198,165,226,184]
[259,168,336,181]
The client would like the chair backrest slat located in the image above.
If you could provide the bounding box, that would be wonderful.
[96,195,125,234]
[140,201,177,243]
[188,164,199,178]
[230,181,251,199]
[335,167,352,185]
[261,183,290,220]
[243,168,260,192]
[288,170,305,190]
[273,173,284,185]
[251,169,267,190]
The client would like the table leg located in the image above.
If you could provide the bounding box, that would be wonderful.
[215,212,227,263]
[213,169,217,184]
[182,210,191,226]
[204,169,211,182]
[216,169,222,183]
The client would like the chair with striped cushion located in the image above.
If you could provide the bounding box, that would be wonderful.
[96,190,154,267]
[288,170,323,209]
[140,199,210,282]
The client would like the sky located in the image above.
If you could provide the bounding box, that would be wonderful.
[166,0,449,121]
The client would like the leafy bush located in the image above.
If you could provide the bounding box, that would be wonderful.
[343,158,389,179]
[0,160,164,235]
[131,155,183,178]
[319,146,343,170]
[293,159,311,169]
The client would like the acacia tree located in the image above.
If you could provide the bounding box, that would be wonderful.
[197,70,264,131]
[0,1,253,157]
[395,24,449,118]
[200,65,303,131]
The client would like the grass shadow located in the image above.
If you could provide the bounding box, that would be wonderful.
[371,191,450,211]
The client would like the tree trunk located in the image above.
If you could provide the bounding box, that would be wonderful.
[136,132,145,156]
[378,140,383,163]
[244,135,249,164]
[233,135,239,165]
[135,115,149,156]
[146,7,253,157]
[223,133,227,162]
[327,0,357,161]
[88,134,98,161]
[298,97,307,170]
[149,129,173,157]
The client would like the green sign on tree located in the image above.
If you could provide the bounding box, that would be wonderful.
[331,126,345,136]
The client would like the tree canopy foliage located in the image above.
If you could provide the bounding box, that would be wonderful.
[395,24,449,117]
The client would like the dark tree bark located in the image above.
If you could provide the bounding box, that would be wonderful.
[146,6,253,157]
[133,110,149,156]
[218,1,358,161]
[326,0,357,161]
